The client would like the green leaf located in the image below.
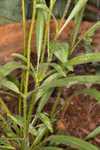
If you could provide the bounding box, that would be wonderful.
[35,72,63,101]
[8,114,24,127]
[0,97,11,115]
[31,125,47,148]
[0,61,25,84]
[85,21,100,38]
[29,124,38,136]
[12,53,35,74]
[64,53,100,67]
[0,0,22,24]
[72,21,100,52]
[1,79,20,94]
[47,135,99,150]
[52,42,69,63]
[37,88,54,113]
[0,145,15,150]
[7,74,19,88]
[36,8,45,67]
[40,63,66,77]
[39,113,53,133]
[41,147,63,150]
[58,0,88,36]
[40,75,100,90]
[79,89,100,102]
[85,126,100,140]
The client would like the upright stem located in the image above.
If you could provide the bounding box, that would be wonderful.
[40,0,55,63]
[19,0,26,116]
[23,0,37,148]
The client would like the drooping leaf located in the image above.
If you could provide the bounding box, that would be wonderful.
[39,63,66,77]
[0,97,11,115]
[39,113,53,133]
[8,114,24,127]
[47,135,99,150]
[40,147,63,150]
[37,88,54,113]
[7,74,20,88]
[1,79,20,94]
[31,125,47,148]
[79,88,100,102]
[50,42,69,63]
[0,61,25,84]
[29,124,38,136]
[0,145,15,150]
[34,72,63,101]
[72,21,100,52]
[12,53,35,74]
[64,53,100,67]
[40,75,100,90]
[85,126,100,140]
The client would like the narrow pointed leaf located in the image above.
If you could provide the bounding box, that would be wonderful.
[79,88,100,102]
[36,8,45,66]
[12,53,35,73]
[37,88,54,113]
[39,113,53,133]
[40,75,100,90]
[64,53,100,67]
[8,114,24,127]
[47,135,99,150]
[85,126,100,140]
[31,125,47,147]
[40,63,66,77]
[1,79,20,94]
[51,42,69,63]
[41,147,63,150]
[0,97,11,115]
[58,0,88,36]
[0,145,15,150]
[0,61,25,83]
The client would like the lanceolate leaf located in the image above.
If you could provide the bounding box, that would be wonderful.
[0,79,24,97]
[1,79,20,94]
[58,0,88,36]
[39,113,53,133]
[0,145,15,150]
[40,147,63,150]
[37,88,54,113]
[8,114,24,127]
[64,53,100,67]
[31,125,47,148]
[40,75,100,90]
[36,8,45,67]
[0,61,25,84]
[53,42,69,63]
[79,88,100,102]
[0,97,11,115]
[12,53,35,73]
[85,126,100,140]
[39,63,66,77]
[47,135,99,150]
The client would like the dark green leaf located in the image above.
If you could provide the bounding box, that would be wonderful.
[47,135,99,150]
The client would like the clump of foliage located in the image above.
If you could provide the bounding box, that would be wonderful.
[0,0,100,150]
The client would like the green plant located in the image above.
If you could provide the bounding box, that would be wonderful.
[0,0,100,150]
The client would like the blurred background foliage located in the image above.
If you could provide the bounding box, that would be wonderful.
[0,0,99,25]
